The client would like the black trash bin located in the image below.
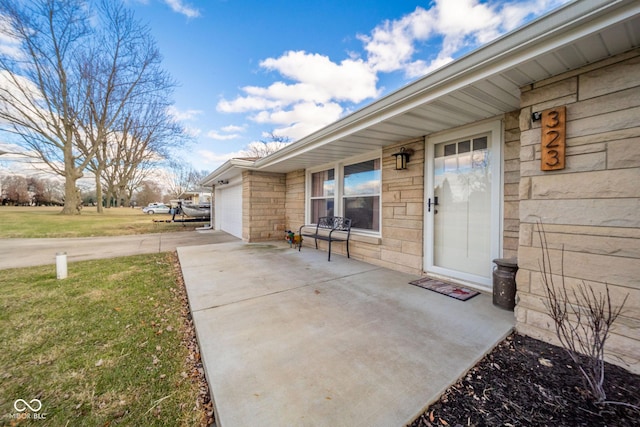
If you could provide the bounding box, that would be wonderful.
[492,258,518,310]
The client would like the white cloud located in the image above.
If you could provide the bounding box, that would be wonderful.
[206,130,240,141]
[183,126,201,138]
[221,125,245,133]
[195,148,248,166]
[205,124,246,141]
[361,0,571,78]
[163,0,200,18]
[0,16,24,61]
[215,0,571,143]
[167,106,202,121]
[358,7,437,74]
[215,50,377,141]
[260,51,378,103]
[217,51,378,116]
[217,95,284,113]
[261,102,344,141]
[166,107,202,137]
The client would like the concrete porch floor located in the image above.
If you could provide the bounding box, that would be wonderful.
[177,241,515,427]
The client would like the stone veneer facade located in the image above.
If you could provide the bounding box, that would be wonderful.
[278,138,426,275]
[241,170,286,242]
[515,49,640,374]
[249,129,519,276]
[503,111,522,260]
[280,131,521,274]
[235,48,639,374]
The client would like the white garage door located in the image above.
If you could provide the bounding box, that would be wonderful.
[216,184,242,239]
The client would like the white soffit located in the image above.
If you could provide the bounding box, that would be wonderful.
[242,0,640,174]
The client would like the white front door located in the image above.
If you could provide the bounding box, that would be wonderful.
[424,121,502,288]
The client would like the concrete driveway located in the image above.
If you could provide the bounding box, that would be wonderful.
[0,229,238,269]
[178,241,515,427]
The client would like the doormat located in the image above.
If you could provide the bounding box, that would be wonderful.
[408,277,479,301]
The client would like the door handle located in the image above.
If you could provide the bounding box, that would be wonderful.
[427,196,439,212]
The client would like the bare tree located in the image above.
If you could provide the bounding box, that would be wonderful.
[2,174,28,204]
[243,131,290,158]
[90,97,182,210]
[80,0,179,212]
[0,0,180,214]
[165,162,208,200]
[134,179,162,207]
[27,176,44,204]
[0,0,93,214]
[44,177,63,204]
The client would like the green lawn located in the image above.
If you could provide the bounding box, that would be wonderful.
[0,207,210,425]
[0,206,208,238]
[0,253,206,426]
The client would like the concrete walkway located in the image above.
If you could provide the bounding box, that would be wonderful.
[178,241,515,427]
[0,229,238,269]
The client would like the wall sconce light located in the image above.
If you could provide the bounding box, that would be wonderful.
[392,147,413,170]
[217,179,229,185]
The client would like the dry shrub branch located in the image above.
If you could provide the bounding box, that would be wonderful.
[536,222,634,407]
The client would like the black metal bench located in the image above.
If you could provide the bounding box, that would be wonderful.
[298,216,352,261]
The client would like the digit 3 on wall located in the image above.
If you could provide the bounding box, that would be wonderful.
[540,106,566,171]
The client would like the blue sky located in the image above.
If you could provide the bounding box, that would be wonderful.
[125,0,573,173]
[1,0,571,176]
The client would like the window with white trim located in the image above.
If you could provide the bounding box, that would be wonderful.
[310,169,335,223]
[307,154,381,233]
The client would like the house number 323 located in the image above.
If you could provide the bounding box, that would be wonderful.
[541,106,566,171]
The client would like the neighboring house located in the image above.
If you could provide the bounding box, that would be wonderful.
[177,189,212,205]
[201,0,640,374]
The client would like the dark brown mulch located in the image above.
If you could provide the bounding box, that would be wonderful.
[409,333,640,427]
[171,253,216,426]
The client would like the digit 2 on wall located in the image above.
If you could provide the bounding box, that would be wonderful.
[540,106,566,171]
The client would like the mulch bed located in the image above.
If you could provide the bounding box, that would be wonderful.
[409,333,640,427]
[171,253,216,426]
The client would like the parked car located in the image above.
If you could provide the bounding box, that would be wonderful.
[142,204,170,215]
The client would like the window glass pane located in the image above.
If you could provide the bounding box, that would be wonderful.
[473,137,487,151]
[344,196,379,231]
[458,140,470,153]
[311,169,334,197]
[458,152,472,171]
[343,159,380,196]
[444,143,457,156]
[311,199,333,223]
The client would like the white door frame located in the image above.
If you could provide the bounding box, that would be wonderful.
[423,119,503,288]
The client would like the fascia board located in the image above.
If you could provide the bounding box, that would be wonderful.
[199,159,256,186]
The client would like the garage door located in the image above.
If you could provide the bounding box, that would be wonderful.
[216,184,242,239]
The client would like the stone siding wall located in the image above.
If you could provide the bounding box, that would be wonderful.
[284,169,306,234]
[503,111,521,259]
[242,170,286,242]
[281,125,517,275]
[378,138,425,274]
[282,138,425,274]
[515,49,640,374]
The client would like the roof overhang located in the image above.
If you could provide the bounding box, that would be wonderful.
[201,158,255,186]
[206,0,640,177]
